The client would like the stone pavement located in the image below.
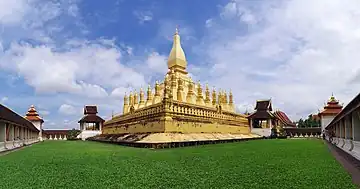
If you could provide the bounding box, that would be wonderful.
[325,140,360,187]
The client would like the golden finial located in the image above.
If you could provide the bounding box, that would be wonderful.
[175,25,179,35]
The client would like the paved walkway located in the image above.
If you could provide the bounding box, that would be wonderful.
[325,140,360,187]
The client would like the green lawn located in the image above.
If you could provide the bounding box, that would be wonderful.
[0,139,356,189]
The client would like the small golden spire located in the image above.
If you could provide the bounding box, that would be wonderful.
[146,85,152,100]
[124,92,128,105]
[129,91,134,105]
[205,83,210,104]
[224,90,228,104]
[139,88,145,103]
[212,87,217,105]
[134,89,138,105]
[155,81,160,96]
[175,25,179,34]
[167,26,187,72]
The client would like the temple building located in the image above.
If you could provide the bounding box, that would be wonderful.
[248,99,295,137]
[0,104,40,152]
[100,28,254,144]
[318,94,343,133]
[24,105,44,141]
[77,105,104,140]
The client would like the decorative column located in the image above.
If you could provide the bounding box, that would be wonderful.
[344,116,351,151]
[153,81,161,104]
[177,79,184,102]
[138,88,145,109]
[196,81,205,106]
[123,92,129,114]
[0,122,5,150]
[133,90,139,110]
[352,110,360,160]
[212,87,217,107]
[145,85,153,106]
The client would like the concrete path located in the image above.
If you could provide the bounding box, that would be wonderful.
[325,140,360,187]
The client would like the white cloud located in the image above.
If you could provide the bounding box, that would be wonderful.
[58,104,77,115]
[111,86,131,98]
[205,19,213,28]
[39,110,50,116]
[0,0,29,25]
[146,52,167,74]
[1,96,8,103]
[198,0,360,120]
[133,10,153,24]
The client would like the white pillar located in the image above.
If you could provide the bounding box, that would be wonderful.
[0,122,5,151]
[352,110,360,160]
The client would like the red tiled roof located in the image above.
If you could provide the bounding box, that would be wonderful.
[273,110,296,127]
[319,95,343,116]
[43,129,71,135]
[248,111,274,119]
[84,106,98,115]
[0,104,38,131]
[254,100,272,111]
[78,114,104,123]
[24,105,44,123]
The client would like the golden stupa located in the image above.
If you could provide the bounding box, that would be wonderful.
[103,28,250,139]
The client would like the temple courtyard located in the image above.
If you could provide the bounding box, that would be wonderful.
[0,139,357,189]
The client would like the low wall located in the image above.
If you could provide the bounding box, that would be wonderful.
[284,127,321,138]
[0,139,39,153]
[87,136,264,149]
[331,137,360,161]
[103,120,165,134]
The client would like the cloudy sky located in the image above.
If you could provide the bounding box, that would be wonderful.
[1,0,360,129]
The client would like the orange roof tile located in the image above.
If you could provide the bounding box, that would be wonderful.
[319,95,343,116]
[24,105,44,122]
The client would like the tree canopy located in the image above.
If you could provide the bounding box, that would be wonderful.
[296,114,320,128]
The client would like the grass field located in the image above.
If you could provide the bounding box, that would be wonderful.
[0,139,356,189]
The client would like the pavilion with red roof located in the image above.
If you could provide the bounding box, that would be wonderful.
[24,105,44,141]
[318,94,343,134]
[248,99,295,137]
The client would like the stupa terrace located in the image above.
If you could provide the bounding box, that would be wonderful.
[101,28,252,143]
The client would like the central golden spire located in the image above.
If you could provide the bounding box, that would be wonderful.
[167,27,188,74]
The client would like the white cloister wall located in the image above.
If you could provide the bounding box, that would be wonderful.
[328,108,360,161]
[0,121,40,153]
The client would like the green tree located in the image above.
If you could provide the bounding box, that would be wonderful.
[67,129,81,140]
[296,114,321,128]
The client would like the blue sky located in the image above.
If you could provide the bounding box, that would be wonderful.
[1,0,360,129]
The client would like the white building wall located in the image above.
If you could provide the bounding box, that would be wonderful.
[30,121,42,141]
[321,115,336,131]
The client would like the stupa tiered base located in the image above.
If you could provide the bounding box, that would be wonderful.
[96,28,253,148]
[88,132,261,149]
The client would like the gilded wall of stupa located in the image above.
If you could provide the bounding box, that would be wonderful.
[103,28,250,135]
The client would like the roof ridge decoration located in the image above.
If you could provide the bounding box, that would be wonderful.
[25,105,44,123]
